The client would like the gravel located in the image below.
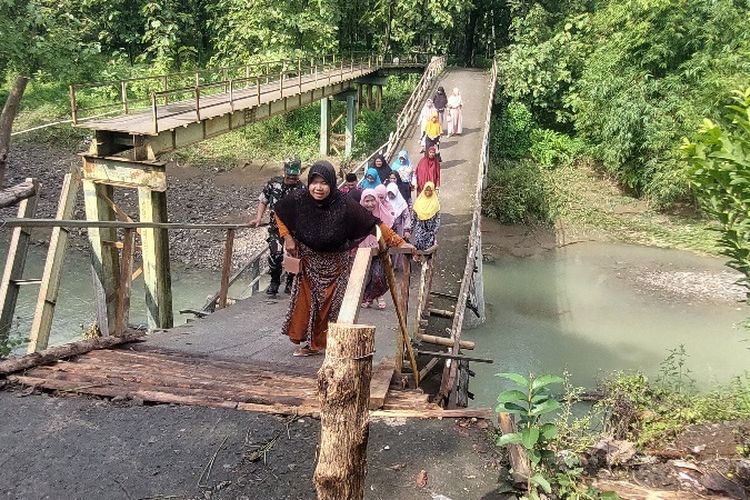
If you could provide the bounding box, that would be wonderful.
[1,143,270,270]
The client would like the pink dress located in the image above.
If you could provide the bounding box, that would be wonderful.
[447,94,463,135]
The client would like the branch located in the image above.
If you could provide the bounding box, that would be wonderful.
[0,179,38,208]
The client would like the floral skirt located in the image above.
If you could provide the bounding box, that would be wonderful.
[363,256,389,303]
[281,243,353,350]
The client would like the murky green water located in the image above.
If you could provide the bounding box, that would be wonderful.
[1,243,258,353]
[467,242,750,407]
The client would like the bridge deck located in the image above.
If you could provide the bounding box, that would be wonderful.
[78,63,424,136]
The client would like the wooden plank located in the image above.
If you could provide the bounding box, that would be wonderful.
[138,187,173,329]
[82,155,167,191]
[336,247,371,325]
[396,256,410,374]
[217,229,235,309]
[114,228,136,335]
[370,408,494,419]
[0,330,145,375]
[368,359,394,410]
[82,180,120,336]
[417,333,475,350]
[0,179,38,339]
[28,172,80,352]
[498,412,531,486]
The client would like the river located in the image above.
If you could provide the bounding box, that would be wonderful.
[467,241,750,407]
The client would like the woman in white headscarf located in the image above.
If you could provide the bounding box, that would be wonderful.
[447,87,463,137]
[386,182,411,271]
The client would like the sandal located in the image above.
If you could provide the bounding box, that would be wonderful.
[376,298,386,310]
[293,347,321,357]
[361,301,371,309]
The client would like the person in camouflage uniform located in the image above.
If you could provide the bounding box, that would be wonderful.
[252,158,305,295]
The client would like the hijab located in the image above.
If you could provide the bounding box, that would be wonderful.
[274,160,378,252]
[374,184,394,221]
[386,182,408,218]
[419,99,435,126]
[413,181,440,221]
[372,154,392,184]
[395,150,413,184]
[433,87,448,110]
[448,87,462,107]
[360,188,394,227]
[424,111,441,138]
[415,146,441,193]
[358,167,381,190]
[389,170,411,202]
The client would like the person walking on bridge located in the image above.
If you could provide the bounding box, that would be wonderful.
[446,87,463,137]
[252,158,305,295]
[359,188,395,310]
[432,86,448,130]
[274,161,414,356]
[423,112,442,159]
[413,146,441,196]
[412,182,441,251]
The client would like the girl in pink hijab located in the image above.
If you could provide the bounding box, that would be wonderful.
[359,188,394,309]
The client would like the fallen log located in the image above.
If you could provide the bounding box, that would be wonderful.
[0,330,146,375]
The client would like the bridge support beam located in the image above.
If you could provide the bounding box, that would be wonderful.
[463,239,486,329]
[344,90,358,156]
[138,187,173,330]
[320,97,330,156]
[375,85,383,111]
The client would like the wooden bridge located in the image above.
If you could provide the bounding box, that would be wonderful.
[1,53,497,417]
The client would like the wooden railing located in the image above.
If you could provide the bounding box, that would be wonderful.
[438,58,498,405]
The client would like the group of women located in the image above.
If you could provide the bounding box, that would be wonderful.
[418,86,463,155]
[273,92,455,357]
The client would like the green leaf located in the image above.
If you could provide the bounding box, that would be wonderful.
[540,422,558,440]
[531,374,563,391]
[495,432,522,446]
[529,399,561,416]
[497,390,527,403]
[496,372,529,388]
[531,473,552,494]
[521,426,539,449]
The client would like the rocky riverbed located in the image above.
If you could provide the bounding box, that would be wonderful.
[0,143,283,270]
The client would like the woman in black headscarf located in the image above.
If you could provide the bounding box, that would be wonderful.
[372,153,392,184]
[274,160,414,356]
[432,86,448,129]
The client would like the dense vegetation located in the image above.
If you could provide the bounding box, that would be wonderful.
[485,0,750,223]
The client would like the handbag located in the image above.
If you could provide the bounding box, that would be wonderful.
[283,253,301,274]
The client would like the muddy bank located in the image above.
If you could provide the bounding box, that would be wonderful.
[0,387,506,499]
[0,143,291,270]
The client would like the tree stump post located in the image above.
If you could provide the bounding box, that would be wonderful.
[314,322,375,500]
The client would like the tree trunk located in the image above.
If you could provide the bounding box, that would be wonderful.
[314,322,375,500]
[0,75,37,207]
[0,76,29,187]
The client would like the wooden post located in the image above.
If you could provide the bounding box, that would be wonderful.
[69,85,78,124]
[375,85,383,111]
[319,97,330,156]
[314,322,375,500]
[396,256,410,374]
[114,227,135,336]
[82,180,120,336]
[256,77,261,106]
[229,79,234,112]
[345,91,357,156]
[194,88,201,121]
[218,229,235,309]
[298,58,302,92]
[27,172,80,352]
[162,76,168,105]
[151,94,158,134]
[138,187,173,329]
[0,180,39,340]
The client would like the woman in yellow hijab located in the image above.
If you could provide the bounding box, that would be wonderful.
[411,181,441,250]
[423,111,442,157]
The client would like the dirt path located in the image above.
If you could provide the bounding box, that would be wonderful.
[0,389,506,499]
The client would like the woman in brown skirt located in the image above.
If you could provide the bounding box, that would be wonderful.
[274,160,414,357]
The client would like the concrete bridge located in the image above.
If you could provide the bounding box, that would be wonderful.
[1,53,497,415]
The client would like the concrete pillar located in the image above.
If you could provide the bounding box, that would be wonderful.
[367,85,373,109]
[320,97,330,156]
[345,91,358,156]
[375,85,383,111]
[138,187,173,329]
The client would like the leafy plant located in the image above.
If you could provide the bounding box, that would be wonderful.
[682,88,750,301]
[496,372,563,497]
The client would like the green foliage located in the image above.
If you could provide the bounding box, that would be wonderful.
[497,0,750,208]
[490,101,535,160]
[483,158,556,224]
[596,350,750,447]
[529,128,586,169]
[682,88,750,300]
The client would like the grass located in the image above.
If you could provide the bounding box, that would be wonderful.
[549,160,721,255]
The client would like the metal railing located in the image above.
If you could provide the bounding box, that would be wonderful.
[69,52,432,130]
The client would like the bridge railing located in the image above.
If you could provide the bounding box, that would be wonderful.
[69,52,431,127]
[438,58,498,405]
